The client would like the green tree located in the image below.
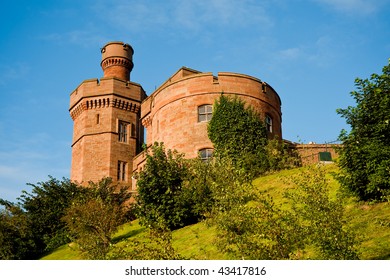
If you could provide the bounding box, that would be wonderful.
[210,162,359,260]
[135,142,200,230]
[336,60,390,201]
[208,95,269,178]
[18,177,81,254]
[0,177,81,259]
[63,178,131,259]
[0,203,35,260]
[265,138,301,171]
[287,167,359,259]
[208,158,303,259]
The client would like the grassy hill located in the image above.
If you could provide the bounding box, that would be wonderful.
[42,164,390,260]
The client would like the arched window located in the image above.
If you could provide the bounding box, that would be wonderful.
[198,104,213,122]
[265,114,273,133]
[199,148,213,162]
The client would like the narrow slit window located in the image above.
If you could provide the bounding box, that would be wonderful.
[265,114,273,133]
[117,161,127,181]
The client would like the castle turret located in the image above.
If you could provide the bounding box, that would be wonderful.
[100,41,134,81]
[69,42,146,188]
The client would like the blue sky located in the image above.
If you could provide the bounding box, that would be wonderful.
[0,0,389,202]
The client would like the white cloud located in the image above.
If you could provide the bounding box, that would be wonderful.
[173,0,272,31]
[91,0,272,33]
[275,36,337,68]
[315,0,387,16]
[91,0,169,32]
[278,47,302,60]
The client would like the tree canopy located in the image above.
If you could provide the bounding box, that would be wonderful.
[337,60,390,201]
[0,177,81,259]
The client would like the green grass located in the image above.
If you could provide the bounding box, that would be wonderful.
[41,164,390,260]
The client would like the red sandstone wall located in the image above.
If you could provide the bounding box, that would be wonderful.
[69,77,145,185]
[141,69,282,158]
[294,144,340,165]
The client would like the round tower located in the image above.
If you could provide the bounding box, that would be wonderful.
[100,41,134,81]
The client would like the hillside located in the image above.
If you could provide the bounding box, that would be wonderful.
[42,164,390,260]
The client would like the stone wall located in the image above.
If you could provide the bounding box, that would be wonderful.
[141,67,282,158]
[69,77,146,185]
[293,143,340,165]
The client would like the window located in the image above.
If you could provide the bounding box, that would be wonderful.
[199,148,213,162]
[265,114,273,133]
[118,121,128,142]
[117,161,127,181]
[198,105,213,122]
[130,123,136,138]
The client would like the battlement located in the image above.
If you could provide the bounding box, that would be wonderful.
[69,77,145,112]
[141,69,282,125]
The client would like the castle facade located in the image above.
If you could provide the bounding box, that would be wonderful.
[69,41,336,189]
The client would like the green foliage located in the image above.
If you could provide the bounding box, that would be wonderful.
[208,158,303,259]
[0,204,35,260]
[0,177,81,259]
[19,177,81,253]
[63,178,131,259]
[287,166,359,259]
[208,95,269,178]
[135,142,201,230]
[336,60,390,201]
[210,164,359,260]
[265,138,301,171]
[183,158,215,218]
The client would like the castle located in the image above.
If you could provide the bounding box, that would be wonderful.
[69,41,337,189]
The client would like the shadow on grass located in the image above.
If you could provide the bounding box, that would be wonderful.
[112,228,145,244]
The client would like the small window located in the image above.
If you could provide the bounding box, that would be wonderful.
[96,114,100,124]
[199,148,213,162]
[118,121,128,142]
[117,161,127,181]
[198,105,213,122]
[130,123,136,138]
[265,115,273,133]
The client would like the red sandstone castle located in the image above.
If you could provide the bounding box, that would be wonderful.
[69,41,336,189]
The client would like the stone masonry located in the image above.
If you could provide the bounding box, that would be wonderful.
[69,41,338,190]
[69,42,146,187]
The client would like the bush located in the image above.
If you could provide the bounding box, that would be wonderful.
[63,178,131,259]
[135,143,201,230]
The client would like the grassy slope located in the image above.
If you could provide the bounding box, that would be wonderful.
[42,164,390,260]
